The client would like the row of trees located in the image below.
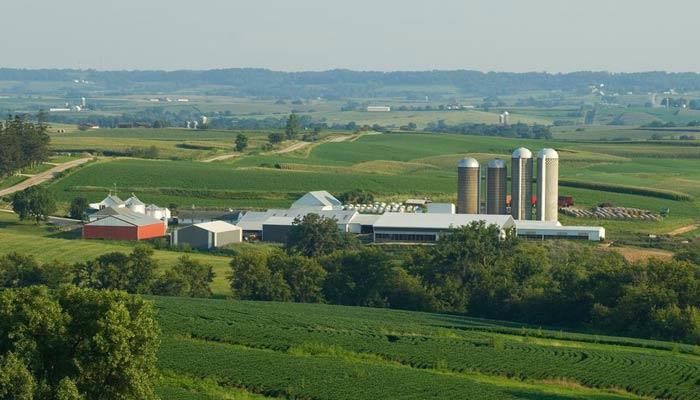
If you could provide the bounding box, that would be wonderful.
[425,121,553,139]
[0,115,51,178]
[0,246,214,298]
[230,215,700,343]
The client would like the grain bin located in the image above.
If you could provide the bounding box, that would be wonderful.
[536,148,559,222]
[486,159,507,215]
[457,157,480,214]
[511,147,533,220]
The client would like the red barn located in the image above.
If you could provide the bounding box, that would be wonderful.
[83,209,166,241]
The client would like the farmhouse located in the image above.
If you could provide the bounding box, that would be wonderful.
[172,221,242,249]
[83,207,166,241]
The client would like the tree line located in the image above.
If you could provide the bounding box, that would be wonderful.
[6,68,700,97]
[230,215,700,344]
[0,114,51,178]
[425,121,553,139]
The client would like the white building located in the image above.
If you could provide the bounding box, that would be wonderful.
[373,213,515,243]
[290,191,343,210]
[89,194,170,225]
[515,220,605,241]
[426,203,456,214]
[367,106,391,112]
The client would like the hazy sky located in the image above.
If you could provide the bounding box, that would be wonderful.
[2,0,698,72]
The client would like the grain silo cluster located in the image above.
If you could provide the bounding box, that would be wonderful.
[455,147,559,221]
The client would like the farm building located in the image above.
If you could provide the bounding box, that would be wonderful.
[426,203,456,214]
[88,194,170,225]
[290,191,343,210]
[515,220,605,241]
[83,207,166,241]
[366,106,391,112]
[175,210,240,225]
[172,221,242,249]
[373,213,515,243]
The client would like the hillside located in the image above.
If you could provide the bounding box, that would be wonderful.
[155,297,700,400]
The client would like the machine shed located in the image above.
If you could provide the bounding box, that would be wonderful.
[173,221,242,249]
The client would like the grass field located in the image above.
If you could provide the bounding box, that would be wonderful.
[155,296,700,400]
[46,132,700,238]
[0,212,275,296]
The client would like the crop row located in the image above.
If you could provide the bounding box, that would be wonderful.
[156,298,700,400]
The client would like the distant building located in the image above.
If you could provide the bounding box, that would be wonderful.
[290,191,343,210]
[515,220,605,241]
[426,203,455,214]
[83,207,166,241]
[373,213,515,243]
[88,194,170,225]
[172,221,242,249]
[366,106,391,112]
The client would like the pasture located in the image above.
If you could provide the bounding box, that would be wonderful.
[0,212,271,296]
[46,132,700,238]
[155,296,700,400]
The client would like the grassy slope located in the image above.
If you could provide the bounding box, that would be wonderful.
[155,296,700,400]
[0,212,262,296]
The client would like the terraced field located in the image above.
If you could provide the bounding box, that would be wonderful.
[155,297,700,400]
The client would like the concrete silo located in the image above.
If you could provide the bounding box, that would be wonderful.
[511,147,533,220]
[486,159,507,215]
[536,148,559,221]
[457,157,480,214]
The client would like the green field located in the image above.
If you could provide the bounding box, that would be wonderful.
[0,212,275,296]
[155,296,700,400]
[46,132,700,238]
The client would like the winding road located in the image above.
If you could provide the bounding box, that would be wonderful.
[0,157,93,198]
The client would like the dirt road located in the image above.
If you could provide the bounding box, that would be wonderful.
[202,153,240,162]
[0,157,93,197]
[667,224,699,236]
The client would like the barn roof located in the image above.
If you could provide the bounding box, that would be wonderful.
[373,213,515,230]
[192,221,241,233]
[87,207,163,227]
[290,191,342,209]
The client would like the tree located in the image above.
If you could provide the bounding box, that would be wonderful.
[0,286,159,399]
[73,246,158,294]
[321,248,394,307]
[69,197,88,220]
[285,113,300,140]
[268,253,326,303]
[286,214,359,257]
[337,189,374,204]
[229,252,291,301]
[0,252,71,289]
[11,186,56,223]
[268,132,284,144]
[152,256,214,298]
[235,133,248,152]
[0,115,50,178]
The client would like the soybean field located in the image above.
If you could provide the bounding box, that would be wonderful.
[155,297,700,400]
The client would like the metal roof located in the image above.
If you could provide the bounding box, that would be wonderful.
[514,220,562,229]
[191,221,241,233]
[373,213,515,230]
[125,195,145,206]
[457,157,479,168]
[87,208,164,227]
[512,147,533,158]
[537,148,559,159]
[487,159,507,168]
[290,191,342,209]
[236,209,358,231]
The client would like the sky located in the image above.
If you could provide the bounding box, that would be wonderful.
[1,0,698,73]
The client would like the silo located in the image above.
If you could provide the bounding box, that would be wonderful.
[511,147,533,220]
[536,148,559,221]
[486,159,507,215]
[457,157,480,214]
